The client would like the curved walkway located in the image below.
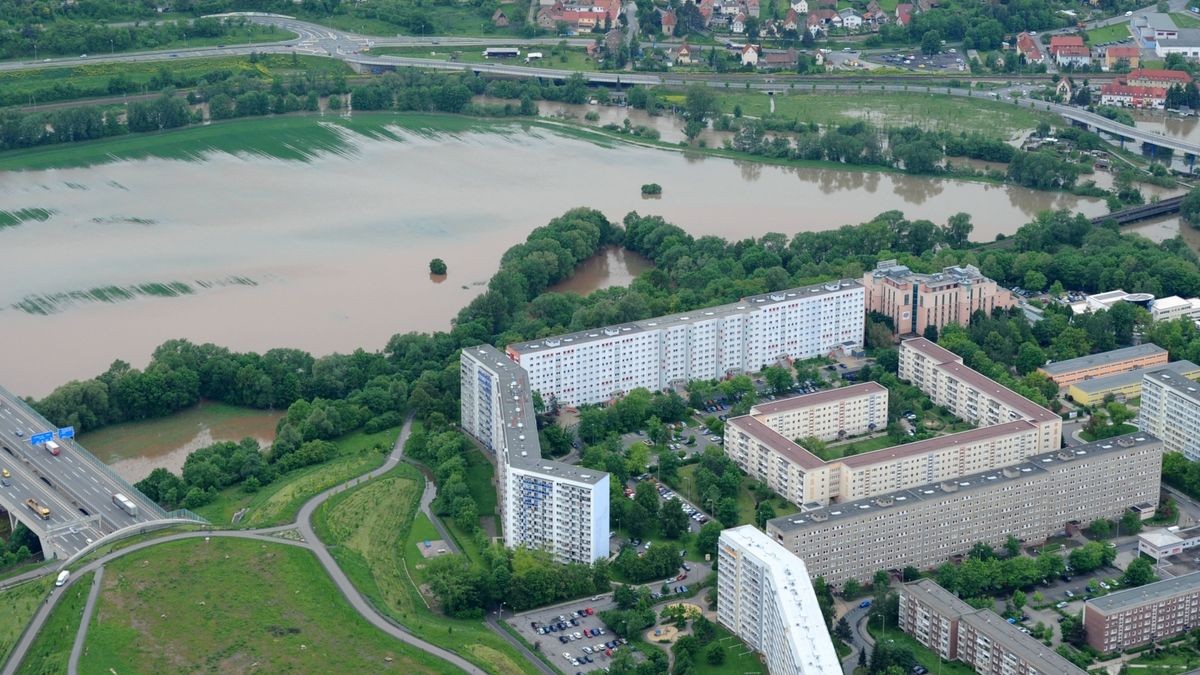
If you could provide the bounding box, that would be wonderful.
[4,417,487,675]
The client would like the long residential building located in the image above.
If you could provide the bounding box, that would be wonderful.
[862,260,1015,336]
[765,433,1162,584]
[899,338,1062,452]
[1038,343,1169,388]
[460,345,610,564]
[716,525,841,675]
[1139,366,1200,461]
[899,579,1086,674]
[1067,359,1200,406]
[505,281,865,407]
[1084,572,1200,652]
[724,384,1043,508]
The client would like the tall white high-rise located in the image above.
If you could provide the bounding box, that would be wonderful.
[461,345,609,564]
[717,525,841,675]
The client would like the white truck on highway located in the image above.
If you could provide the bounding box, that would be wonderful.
[44,440,61,456]
[112,493,138,517]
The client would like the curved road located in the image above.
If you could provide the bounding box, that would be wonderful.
[3,417,489,675]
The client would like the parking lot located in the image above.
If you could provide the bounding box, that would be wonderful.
[507,595,630,673]
[871,49,966,72]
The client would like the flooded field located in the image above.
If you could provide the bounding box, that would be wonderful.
[0,121,1117,397]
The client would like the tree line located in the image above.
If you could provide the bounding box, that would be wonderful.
[0,16,277,60]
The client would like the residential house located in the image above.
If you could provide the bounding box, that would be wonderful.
[492,8,510,26]
[1016,31,1045,64]
[741,44,760,66]
[1127,68,1192,88]
[673,42,694,65]
[746,0,760,18]
[807,13,825,36]
[1049,34,1091,67]
[783,9,799,31]
[661,9,676,36]
[699,0,715,27]
[839,8,863,31]
[536,0,622,33]
[1100,82,1167,108]
[1104,45,1141,70]
[895,3,913,26]
[604,28,624,53]
[790,0,808,12]
[1056,78,1073,100]
[732,12,746,33]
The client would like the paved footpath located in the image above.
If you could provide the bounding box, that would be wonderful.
[3,417,488,675]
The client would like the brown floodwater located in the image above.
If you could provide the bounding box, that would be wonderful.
[0,125,1115,398]
[549,246,653,295]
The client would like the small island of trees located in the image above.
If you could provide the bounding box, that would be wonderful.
[429,258,448,275]
[641,183,662,196]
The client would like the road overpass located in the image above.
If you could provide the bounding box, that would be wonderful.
[0,386,204,560]
[1092,194,1186,226]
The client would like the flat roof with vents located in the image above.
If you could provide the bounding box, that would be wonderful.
[1146,366,1200,404]
[507,280,863,354]
[1040,343,1167,377]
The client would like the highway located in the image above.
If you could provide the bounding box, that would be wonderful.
[0,390,169,560]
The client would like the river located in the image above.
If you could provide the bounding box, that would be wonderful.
[0,121,1116,398]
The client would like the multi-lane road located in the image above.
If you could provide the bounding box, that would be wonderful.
[0,392,166,559]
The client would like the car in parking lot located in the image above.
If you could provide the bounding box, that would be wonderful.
[1056,601,1069,609]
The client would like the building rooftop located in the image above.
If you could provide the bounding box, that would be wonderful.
[905,578,974,617]
[958,610,1085,672]
[869,260,996,289]
[1159,28,1200,48]
[901,337,962,366]
[937,361,1059,423]
[768,433,1160,533]
[749,382,887,417]
[508,280,862,355]
[1144,366,1200,404]
[1139,529,1184,548]
[468,345,608,485]
[1137,12,1178,30]
[1071,360,1200,396]
[720,525,842,674]
[1088,572,1200,615]
[1040,344,1167,377]
[728,415,825,470]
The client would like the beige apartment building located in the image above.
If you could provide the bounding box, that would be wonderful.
[746,382,888,443]
[899,338,1062,452]
[766,434,1162,584]
[900,579,1085,674]
[1084,572,1200,653]
[863,260,1015,336]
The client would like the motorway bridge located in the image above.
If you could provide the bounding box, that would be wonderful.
[0,387,205,561]
[1093,195,1186,226]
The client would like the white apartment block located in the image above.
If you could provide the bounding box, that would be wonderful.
[460,345,610,564]
[506,281,865,407]
[766,434,1162,584]
[1139,368,1200,461]
[716,525,842,675]
[725,383,1044,508]
[899,338,1062,452]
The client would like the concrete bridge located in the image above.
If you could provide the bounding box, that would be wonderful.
[1093,195,1186,226]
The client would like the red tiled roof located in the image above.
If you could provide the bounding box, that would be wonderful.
[1102,82,1167,99]
[1049,35,1085,49]
[1127,68,1192,84]
[1055,45,1091,57]
[1106,46,1140,58]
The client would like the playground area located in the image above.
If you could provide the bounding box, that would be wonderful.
[415,539,451,559]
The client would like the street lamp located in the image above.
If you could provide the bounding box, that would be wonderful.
[497,601,507,620]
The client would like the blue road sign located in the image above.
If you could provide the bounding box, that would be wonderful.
[30,432,53,445]
[57,427,75,440]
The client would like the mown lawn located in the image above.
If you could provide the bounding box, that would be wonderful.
[1086,22,1133,44]
[17,572,94,675]
[80,538,456,674]
[0,577,52,665]
[313,463,530,675]
[193,426,398,527]
[867,624,976,675]
[674,464,792,527]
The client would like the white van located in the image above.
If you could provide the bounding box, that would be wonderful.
[55,570,70,587]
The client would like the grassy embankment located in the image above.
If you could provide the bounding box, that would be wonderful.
[312,460,530,675]
[78,538,457,673]
[16,572,94,675]
[79,400,282,466]
[0,577,53,664]
[193,426,400,527]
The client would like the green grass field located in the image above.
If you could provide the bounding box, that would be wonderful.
[193,426,398,527]
[1080,423,1138,442]
[868,624,976,675]
[690,624,766,675]
[674,464,792,527]
[0,53,347,106]
[1173,12,1200,28]
[0,111,513,171]
[79,538,456,673]
[17,572,93,675]
[1086,22,1133,44]
[1130,644,1200,668]
[80,401,282,465]
[0,577,52,665]
[719,91,1056,138]
[313,463,530,675]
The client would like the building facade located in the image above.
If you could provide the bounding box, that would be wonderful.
[1139,367,1200,461]
[766,434,1162,584]
[1067,359,1200,406]
[900,338,1062,452]
[1039,343,1169,388]
[1084,573,1200,652]
[507,281,865,407]
[862,260,1015,337]
[899,579,1085,674]
[460,345,610,564]
[716,525,842,675]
